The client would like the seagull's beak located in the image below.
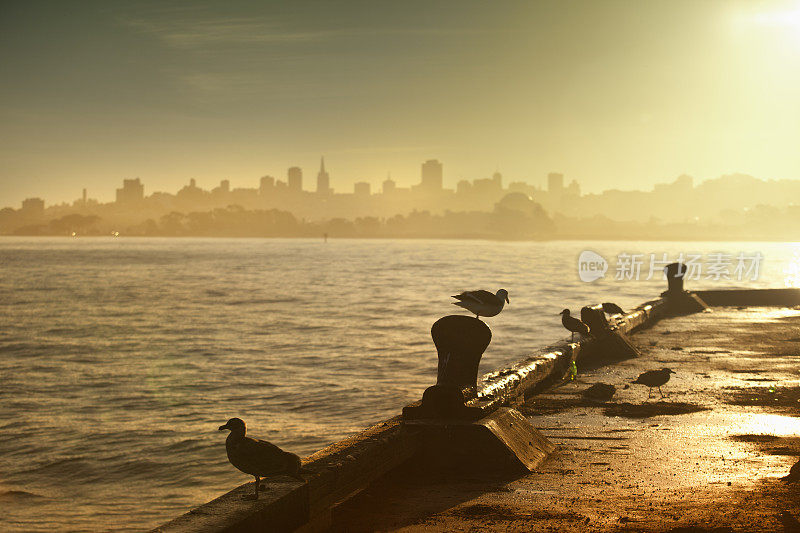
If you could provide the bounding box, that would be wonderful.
[670,370,677,374]
[505,296,510,304]
[218,423,228,431]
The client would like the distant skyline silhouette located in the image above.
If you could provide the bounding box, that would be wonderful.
[2,1,799,206]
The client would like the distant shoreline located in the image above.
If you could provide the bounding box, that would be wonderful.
[1,234,796,244]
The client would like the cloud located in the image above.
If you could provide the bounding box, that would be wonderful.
[125,15,493,49]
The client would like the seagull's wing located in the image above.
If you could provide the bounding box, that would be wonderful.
[240,437,292,475]
[463,290,500,305]
[473,290,500,304]
[452,291,484,303]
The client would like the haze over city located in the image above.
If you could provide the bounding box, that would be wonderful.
[2,0,799,206]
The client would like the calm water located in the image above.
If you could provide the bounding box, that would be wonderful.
[1,237,798,532]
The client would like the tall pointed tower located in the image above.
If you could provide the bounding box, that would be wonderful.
[317,156,331,195]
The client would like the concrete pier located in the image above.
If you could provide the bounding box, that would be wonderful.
[333,305,800,531]
[155,286,800,532]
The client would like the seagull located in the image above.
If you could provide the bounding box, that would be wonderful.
[783,458,800,483]
[218,418,303,500]
[601,302,625,316]
[632,368,676,399]
[560,309,590,342]
[451,289,509,318]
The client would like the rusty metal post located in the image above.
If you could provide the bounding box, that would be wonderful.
[403,315,490,421]
[662,262,710,314]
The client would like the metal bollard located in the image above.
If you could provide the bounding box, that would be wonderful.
[664,262,687,294]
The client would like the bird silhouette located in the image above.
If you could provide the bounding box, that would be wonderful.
[783,458,800,483]
[218,418,303,500]
[451,289,509,318]
[601,302,625,316]
[632,368,676,398]
[560,309,590,342]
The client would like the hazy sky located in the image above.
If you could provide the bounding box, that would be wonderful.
[1,0,799,206]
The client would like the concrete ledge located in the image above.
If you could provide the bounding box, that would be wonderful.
[152,295,679,532]
[695,288,800,307]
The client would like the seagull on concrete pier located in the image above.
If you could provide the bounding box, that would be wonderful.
[632,368,676,399]
[218,418,303,500]
[560,309,590,342]
[601,302,626,316]
[451,289,509,318]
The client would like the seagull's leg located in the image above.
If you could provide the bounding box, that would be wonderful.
[243,476,259,500]
[475,313,479,318]
[648,387,653,399]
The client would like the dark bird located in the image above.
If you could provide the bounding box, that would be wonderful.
[582,383,616,402]
[452,289,509,318]
[218,418,303,500]
[783,458,800,483]
[632,368,676,398]
[560,309,590,342]
[601,302,626,316]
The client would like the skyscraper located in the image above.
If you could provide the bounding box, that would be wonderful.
[288,167,302,192]
[420,159,443,192]
[116,178,144,204]
[354,182,370,196]
[259,175,275,195]
[316,157,331,195]
[547,172,564,193]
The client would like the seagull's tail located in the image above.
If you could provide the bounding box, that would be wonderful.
[286,454,304,481]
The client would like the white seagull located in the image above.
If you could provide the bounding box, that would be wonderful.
[451,289,509,318]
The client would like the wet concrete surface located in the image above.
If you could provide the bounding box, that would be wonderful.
[331,307,800,532]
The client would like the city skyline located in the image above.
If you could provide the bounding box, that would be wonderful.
[2,1,799,207]
[2,154,792,210]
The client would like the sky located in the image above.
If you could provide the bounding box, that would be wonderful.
[1,0,799,206]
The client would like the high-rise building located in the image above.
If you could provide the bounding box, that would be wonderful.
[382,175,396,194]
[547,172,564,193]
[288,167,302,192]
[21,197,45,215]
[492,172,503,189]
[566,180,581,197]
[354,182,371,196]
[259,175,275,195]
[116,178,144,204]
[316,157,331,195]
[420,159,443,192]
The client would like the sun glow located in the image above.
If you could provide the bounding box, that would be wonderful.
[753,3,800,28]
[745,2,800,49]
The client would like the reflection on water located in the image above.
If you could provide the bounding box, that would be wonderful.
[738,413,800,437]
[0,237,798,531]
[784,245,800,287]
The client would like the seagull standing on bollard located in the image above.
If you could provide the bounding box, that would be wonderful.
[451,289,509,318]
[632,368,676,399]
[218,418,304,500]
[560,309,590,342]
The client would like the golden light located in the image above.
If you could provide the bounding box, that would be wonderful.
[748,2,800,49]
[753,3,800,28]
